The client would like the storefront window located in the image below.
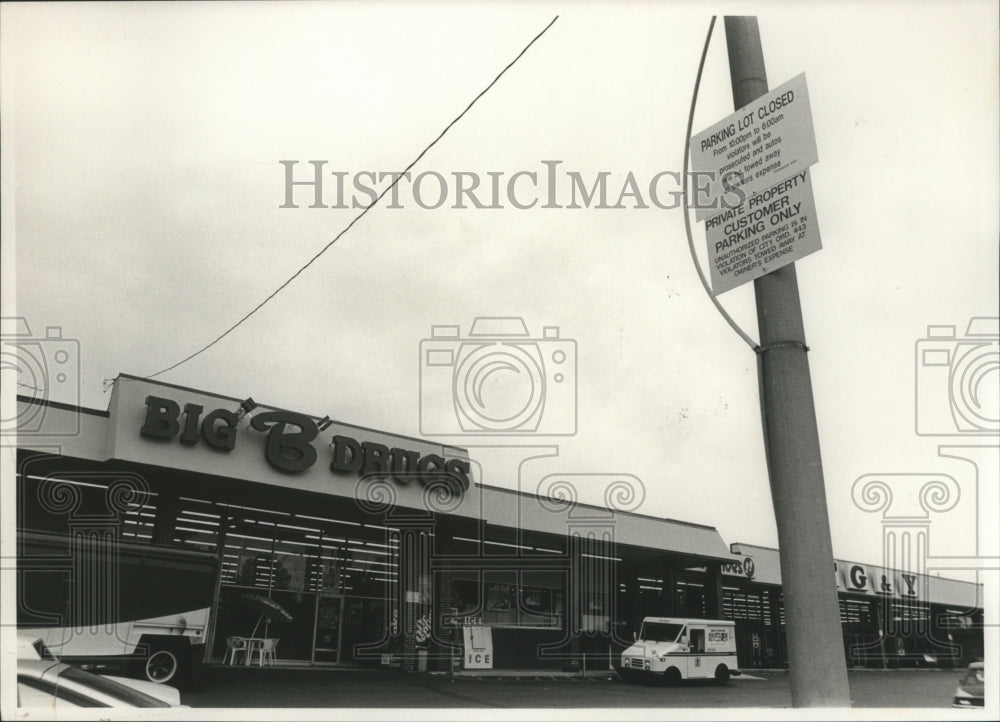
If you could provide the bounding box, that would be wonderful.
[519,586,550,614]
[582,590,608,633]
[271,547,309,592]
[438,572,482,627]
[223,535,276,589]
[313,541,346,594]
[172,498,222,551]
[473,570,564,628]
[519,570,564,628]
[484,574,516,625]
[211,506,398,664]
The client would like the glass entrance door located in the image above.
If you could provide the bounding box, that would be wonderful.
[313,595,342,663]
[339,597,389,664]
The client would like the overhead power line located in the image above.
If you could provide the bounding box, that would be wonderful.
[681,15,758,351]
[147,15,560,380]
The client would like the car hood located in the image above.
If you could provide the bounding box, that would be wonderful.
[103,676,182,706]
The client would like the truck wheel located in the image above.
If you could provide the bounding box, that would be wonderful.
[145,648,180,684]
[714,665,730,685]
[663,667,682,685]
[135,637,194,689]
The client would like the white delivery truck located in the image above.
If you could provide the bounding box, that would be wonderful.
[617,617,740,684]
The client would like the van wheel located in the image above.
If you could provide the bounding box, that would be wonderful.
[714,664,730,685]
[663,667,682,685]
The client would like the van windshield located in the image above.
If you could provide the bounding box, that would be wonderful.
[639,622,684,643]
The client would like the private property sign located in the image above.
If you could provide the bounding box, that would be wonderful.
[689,73,821,292]
[691,73,818,222]
[704,170,821,295]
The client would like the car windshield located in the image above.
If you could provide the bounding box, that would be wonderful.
[59,667,170,707]
[640,622,684,643]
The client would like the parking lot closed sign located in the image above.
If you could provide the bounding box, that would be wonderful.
[704,169,821,295]
[690,73,817,222]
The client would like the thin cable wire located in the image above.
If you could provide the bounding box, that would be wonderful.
[681,16,759,351]
[147,16,560,380]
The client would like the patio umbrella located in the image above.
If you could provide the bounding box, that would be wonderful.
[241,592,293,638]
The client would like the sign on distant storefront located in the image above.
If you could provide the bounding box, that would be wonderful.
[704,170,821,294]
[691,73,818,222]
[721,556,756,579]
[836,562,921,599]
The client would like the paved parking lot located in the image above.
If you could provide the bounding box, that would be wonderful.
[181,667,970,709]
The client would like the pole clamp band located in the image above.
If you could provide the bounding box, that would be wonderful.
[754,340,810,354]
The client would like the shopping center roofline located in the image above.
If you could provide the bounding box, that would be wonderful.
[113,373,469,455]
[16,375,728,561]
[729,541,984,591]
[15,394,109,418]
[480,483,720,532]
[10,398,715,542]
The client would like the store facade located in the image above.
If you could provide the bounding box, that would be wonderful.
[723,543,984,669]
[13,375,983,675]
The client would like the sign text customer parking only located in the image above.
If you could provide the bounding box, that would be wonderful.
[690,73,822,293]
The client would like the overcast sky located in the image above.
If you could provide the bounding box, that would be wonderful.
[3,0,998,594]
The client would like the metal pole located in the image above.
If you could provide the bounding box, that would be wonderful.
[723,16,852,707]
[204,514,232,663]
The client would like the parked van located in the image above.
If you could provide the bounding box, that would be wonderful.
[617,617,740,684]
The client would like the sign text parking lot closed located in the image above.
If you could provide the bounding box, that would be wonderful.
[691,73,817,222]
[705,170,821,295]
